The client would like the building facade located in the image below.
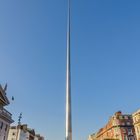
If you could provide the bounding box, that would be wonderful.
[89,111,136,140]
[8,124,44,140]
[0,84,14,140]
[132,109,140,140]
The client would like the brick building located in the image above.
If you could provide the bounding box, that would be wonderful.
[88,133,97,140]
[132,109,140,140]
[89,111,136,140]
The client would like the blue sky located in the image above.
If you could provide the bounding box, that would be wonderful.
[0,0,140,140]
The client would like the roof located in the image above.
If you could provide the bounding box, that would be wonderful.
[0,85,10,106]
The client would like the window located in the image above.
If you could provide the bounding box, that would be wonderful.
[5,125,8,132]
[124,135,128,140]
[1,122,3,129]
[122,122,125,126]
[123,128,126,133]
[125,116,128,119]
[128,128,133,135]
[12,132,15,136]
[128,136,134,140]
[127,122,131,125]
[119,116,123,119]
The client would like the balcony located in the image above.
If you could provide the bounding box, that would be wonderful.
[0,108,13,123]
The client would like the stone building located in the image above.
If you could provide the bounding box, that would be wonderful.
[7,124,44,140]
[132,109,140,140]
[0,84,14,140]
[8,125,28,140]
[35,134,44,140]
[89,111,136,140]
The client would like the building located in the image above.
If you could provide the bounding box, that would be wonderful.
[88,133,97,140]
[8,124,45,140]
[8,125,28,140]
[89,111,136,140]
[132,109,140,140]
[0,84,14,140]
[35,134,44,140]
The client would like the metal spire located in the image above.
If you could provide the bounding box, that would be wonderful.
[66,0,72,140]
[18,113,22,125]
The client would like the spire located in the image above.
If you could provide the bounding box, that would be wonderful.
[66,0,72,140]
